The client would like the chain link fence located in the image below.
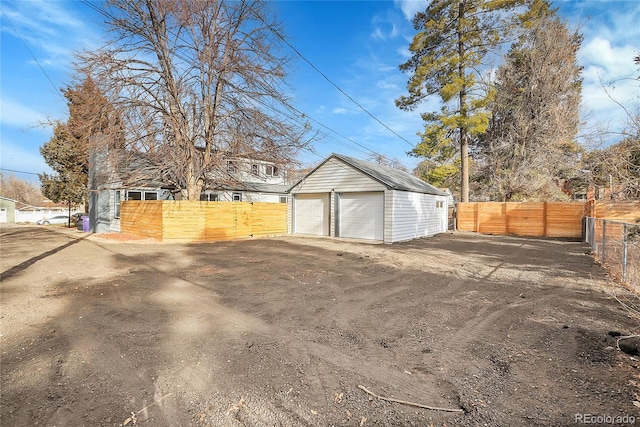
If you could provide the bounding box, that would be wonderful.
[584,217,640,291]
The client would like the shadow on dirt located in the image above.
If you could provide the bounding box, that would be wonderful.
[0,234,88,282]
[2,230,638,426]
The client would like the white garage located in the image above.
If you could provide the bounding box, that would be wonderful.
[294,193,329,236]
[288,153,448,244]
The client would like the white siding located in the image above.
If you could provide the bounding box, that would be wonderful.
[390,191,447,243]
[16,209,83,223]
[216,191,284,203]
[290,158,386,194]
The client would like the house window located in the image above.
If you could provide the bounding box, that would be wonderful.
[200,193,219,201]
[279,195,288,203]
[232,192,242,202]
[436,201,444,208]
[127,191,142,200]
[227,161,236,173]
[265,165,278,176]
[126,191,157,201]
[251,164,259,176]
[114,190,121,219]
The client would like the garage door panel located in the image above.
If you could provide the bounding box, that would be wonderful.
[339,192,383,240]
[294,194,329,236]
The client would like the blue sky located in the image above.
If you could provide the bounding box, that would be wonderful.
[1,0,639,185]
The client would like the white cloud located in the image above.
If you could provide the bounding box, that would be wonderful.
[1,0,103,68]
[578,35,640,137]
[0,97,49,131]
[371,27,386,41]
[0,139,53,180]
[580,38,638,80]
[377,79,398,90]
[394,0,428,21]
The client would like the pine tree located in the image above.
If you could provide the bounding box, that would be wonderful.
[396,0,525,202]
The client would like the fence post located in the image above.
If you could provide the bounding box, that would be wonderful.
[584,217,590,244]
[602,220,607,265]
[622,224,628,282]
[590,217,596,252]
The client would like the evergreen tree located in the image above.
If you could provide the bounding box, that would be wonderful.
[40,76,122,210]
[396,0,525,202]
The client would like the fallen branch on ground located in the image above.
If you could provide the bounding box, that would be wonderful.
[357,385,464,413]
[122,393,173,426]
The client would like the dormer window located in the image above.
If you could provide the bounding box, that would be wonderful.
[251,164,259,176]
[227,161,236,173]
[265,165,278,176]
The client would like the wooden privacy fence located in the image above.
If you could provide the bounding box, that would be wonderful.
[121,200,287,242]
[587,200,640,222]
[457,202,587,238]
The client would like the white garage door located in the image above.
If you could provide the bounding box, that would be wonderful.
[339,192,384,240]
[294,193,329,236]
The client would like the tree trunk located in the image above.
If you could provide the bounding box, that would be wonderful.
[458,0,470,203]
[460,130,470,202]
[185,155,203,201]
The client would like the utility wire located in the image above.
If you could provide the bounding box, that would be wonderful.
[0,168,41,176]
[0,7,64,101]
[247,5,415,149]
[79,0,395,162]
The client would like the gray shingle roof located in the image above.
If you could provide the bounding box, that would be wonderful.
[212,181,288,194]
[293,153,446,196]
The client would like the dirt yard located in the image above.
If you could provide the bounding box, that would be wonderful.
[1,224,639,426]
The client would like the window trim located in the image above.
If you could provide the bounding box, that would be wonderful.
[126,190,158,201]
[232,192,242,202]
[265,165,278,177]
[114,190,121,219]
[200,193,219,202]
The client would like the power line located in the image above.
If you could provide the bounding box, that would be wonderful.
[78,0,401,165]
[0,168,40,176]
[247,5,415,149]
[0,7,64,102]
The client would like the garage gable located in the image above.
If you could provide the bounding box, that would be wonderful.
[289,157,386,194]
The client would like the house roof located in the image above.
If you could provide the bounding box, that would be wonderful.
[289,153,447,196]
[210,181,288,194]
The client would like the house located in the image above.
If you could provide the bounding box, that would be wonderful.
[200,157,289,203]
[0,196,16,223]
[0,197,82,223]
[16,200,82,223]
[89,147,290,233]
[287,153,448,244]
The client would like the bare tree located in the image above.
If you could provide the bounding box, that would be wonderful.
[366,154,409,173]
[476,0,583,201]
[81,0,311,200]
[0,174,44,206]
[585,136,640,199]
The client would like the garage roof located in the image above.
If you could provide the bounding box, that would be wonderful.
[291,153,447,196]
